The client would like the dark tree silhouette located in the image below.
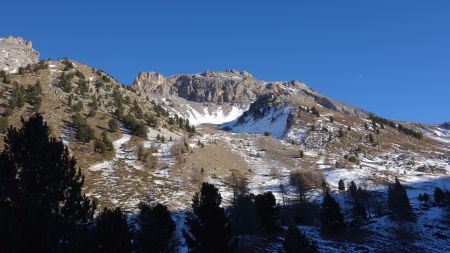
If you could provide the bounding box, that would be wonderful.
[135,202,176,253]
[434,187,446,204]
[254,191,280,231]
[230,192,258,237]
[387,177,413,221]
[0,113,96,252]
[338,179,345,191]
[348,181,357,197]
[89,207,132,253]
[283,223,318,253]
[183,182,235,253]
[320,191,345,231]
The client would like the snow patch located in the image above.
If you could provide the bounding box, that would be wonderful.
[221,106,294,138]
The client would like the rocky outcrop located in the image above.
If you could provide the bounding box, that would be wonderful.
[132,70,265,103]
[132,69,366,117]
[0,36,40,73]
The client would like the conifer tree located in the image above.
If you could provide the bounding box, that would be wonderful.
[387,177,412,220]
[434,187,446,204]
[320,191,345,231]
[108,118,119,133]
[183,182,234,253]
[338,179,345,191]
[254,191,280,231]
[89,207,132,253]
[135,203,175,253]
[283,224,318,253]
[348,181,357,197]
[0,113,96,252]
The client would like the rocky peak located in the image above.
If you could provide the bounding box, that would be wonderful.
[133,71,169,94]
[0,36,40,73]
[132,69,264,103]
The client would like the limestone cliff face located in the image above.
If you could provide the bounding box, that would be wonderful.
[0,36,40,73]
[132,70,265,103]
[132,69,365,116]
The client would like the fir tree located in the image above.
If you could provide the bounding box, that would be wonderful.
[348,181,357,198]
[351,199,367,227]
[89,207,132,253]
[0,113,96,252]
[338,179,345,191]
[254,191,280,231]
[320,191,345,231]
[229,190,258,238]
[283,224,318,253]
[387,177,413,220]
[135,203,175,253]
[183,182,234,253]
[108,118,119,133]
[434,187,446,204]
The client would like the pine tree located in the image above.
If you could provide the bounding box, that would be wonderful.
[0,113,96,252]
[351,199,367,227]
[89,207,132,253]
[320,191,345,231]
[387,177,412,220]
[135,202,175,253]
[254,191,280,231]
[348,181,357,197]
[183,182,234,253]
[108,118,119,133]
[230,190,258,237]
[338,179,345,191]
[434,187,446,204]
[283,224,318,253]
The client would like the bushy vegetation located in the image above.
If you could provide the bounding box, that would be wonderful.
[122,114,147,138]
[72,113,95,143]
[108,118,119,133]
[60,72,74,92]
[94,130,113,154]
[0,116,9,133]
[369,113,422,139]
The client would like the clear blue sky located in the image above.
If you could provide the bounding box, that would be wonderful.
[1,0,449,124]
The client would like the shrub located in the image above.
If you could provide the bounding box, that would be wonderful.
[108,118,119,133]
[0,116,8,133]
[72,113,94,143]
[122,114,147,138]
[71,100,83,113]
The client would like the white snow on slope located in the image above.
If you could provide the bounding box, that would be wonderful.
[420,125,450,145]
[184,105,246,126]
[221,106,294,138]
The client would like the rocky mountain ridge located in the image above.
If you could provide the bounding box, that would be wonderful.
[0,36,39,73]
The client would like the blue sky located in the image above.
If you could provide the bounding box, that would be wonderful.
[1,0,449,123]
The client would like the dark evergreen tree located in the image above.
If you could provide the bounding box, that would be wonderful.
[135,203,175,253]
[434,187,446,204]
[351,199,367,226]
[254,191,280,231]
[0,113,96,252]
[320,191,345,231]
[387,177,412,220]
[283,224,318,253]
[348,181,357,197]
[338,179,345,191]
[109,118,119,133]
[89,207,132,253]
[229,192,258,237]
[183,182,234,253]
